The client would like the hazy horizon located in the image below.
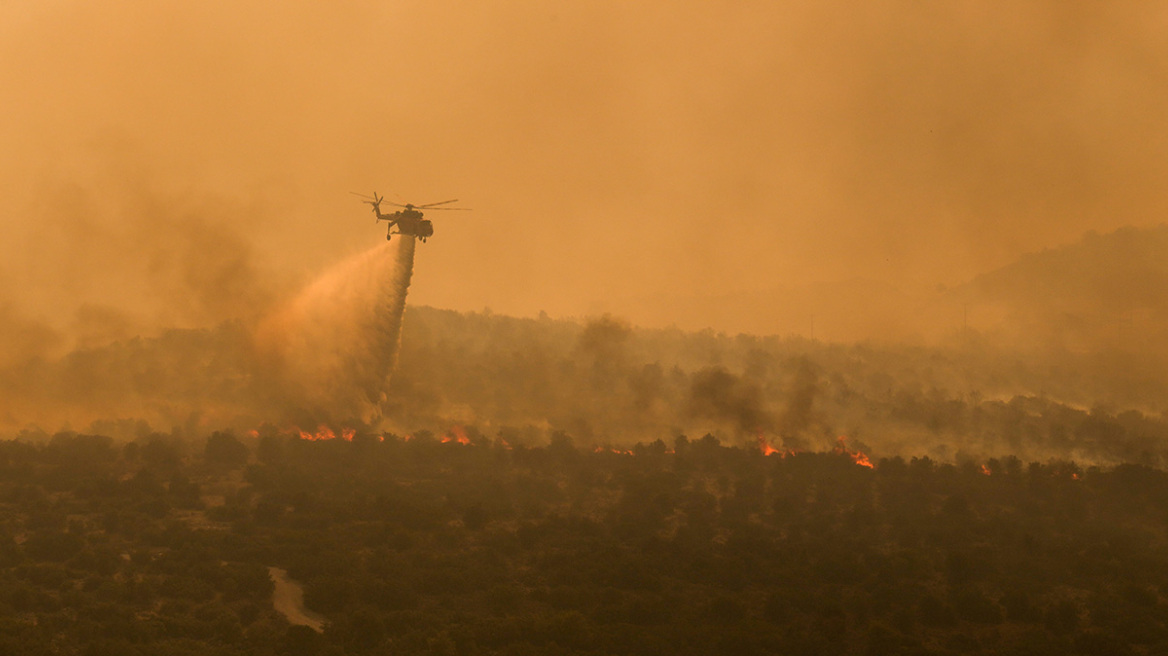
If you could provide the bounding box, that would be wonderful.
[5,2,1168,345]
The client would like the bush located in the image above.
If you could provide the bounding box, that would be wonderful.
[205,432,250,467]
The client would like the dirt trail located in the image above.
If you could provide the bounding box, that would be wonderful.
[269,566,326,632]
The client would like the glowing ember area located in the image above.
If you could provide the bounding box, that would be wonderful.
[981,464,992,476]
[758,434,781,456]
[833,436,875,469]
[756,434,796,458]
[297,426,356,442]
[441,425,473,445]
[593,445,634,455]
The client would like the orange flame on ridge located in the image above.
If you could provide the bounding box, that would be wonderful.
[833,436,875,469]
[593,445,634,455]
[757,433,797,458]
[260,425,881,468]
[441,425,473,445]
[295,425,356,442]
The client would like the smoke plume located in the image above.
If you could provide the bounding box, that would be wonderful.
[257,236,416,424]
[686,367,773,436]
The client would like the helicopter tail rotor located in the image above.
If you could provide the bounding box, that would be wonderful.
[351,191,387,218]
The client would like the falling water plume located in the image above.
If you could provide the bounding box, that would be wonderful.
[256,236,416,423]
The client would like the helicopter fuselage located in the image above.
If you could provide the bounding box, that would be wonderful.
[378,207,434,241]
[358,193,462,243]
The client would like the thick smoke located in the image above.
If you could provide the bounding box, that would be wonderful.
[777,358,820,440]
[257,237,416,425]
[0,303,62,367]
[686,367,772,436]
[0,229,417,434]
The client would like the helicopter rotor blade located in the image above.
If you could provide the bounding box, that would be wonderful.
[385,201,411,209]
[350,191,378,201]
[417,199,459,208]
[424,207,471,211]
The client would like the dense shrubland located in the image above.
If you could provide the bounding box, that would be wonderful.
[0,431,1164,654]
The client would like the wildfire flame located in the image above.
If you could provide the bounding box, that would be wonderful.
[593,445,634,455]
[296,425,356,442]
[756,433,797,458]
[255,425,879,467]
[833,436,875,469]
[981,464,992,476]
[441,425,473,445]
[758,434,781,456]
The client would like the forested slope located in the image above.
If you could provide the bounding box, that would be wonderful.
[0,432,1164,655]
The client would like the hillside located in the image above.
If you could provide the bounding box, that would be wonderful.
[601,224,1168,350]
[0,432,1165,655]
[5,304,1168,467]
[386,307,1168,466]
[946,224,1168,352]
[608,278,919,344]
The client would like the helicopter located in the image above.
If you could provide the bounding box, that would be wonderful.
[351,192,469,243]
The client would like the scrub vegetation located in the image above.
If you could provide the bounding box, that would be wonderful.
[0,428,1165,655]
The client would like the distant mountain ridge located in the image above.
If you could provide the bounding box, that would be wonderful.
[609,224,1168,350]
[947,224,1168,351]
[961,224,1168,310]
[611,277,918,343]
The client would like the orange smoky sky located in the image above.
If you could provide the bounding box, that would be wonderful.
[2,1,1167,340]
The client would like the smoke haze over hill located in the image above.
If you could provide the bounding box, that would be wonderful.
[4,2,1168,343]
[2,2,1168,468]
